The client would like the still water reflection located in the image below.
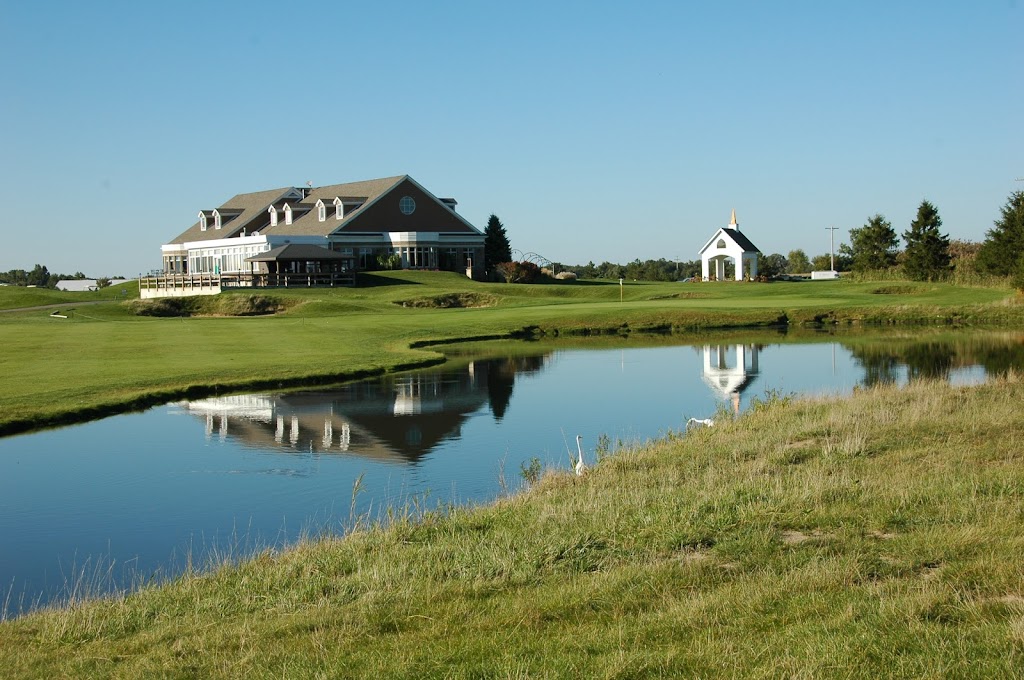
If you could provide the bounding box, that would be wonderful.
[1,331,1021,615]
[181,354,548,463]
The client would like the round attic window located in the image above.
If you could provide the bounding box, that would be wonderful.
[717,239,727,248]
[399,196,416,215]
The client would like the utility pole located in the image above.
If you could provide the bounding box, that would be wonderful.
[826,226,839,271]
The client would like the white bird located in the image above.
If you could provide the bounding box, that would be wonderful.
[574,434,586,476]
[686,417,715,429]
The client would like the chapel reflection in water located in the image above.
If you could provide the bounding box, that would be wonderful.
[701,343,762,413]
[179,355,551,463]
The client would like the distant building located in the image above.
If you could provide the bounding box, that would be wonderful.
[55,280,98,292]
[698,210,761,281]
[160,175,485,280]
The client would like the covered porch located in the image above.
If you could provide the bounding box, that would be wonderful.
[241,243,355,288]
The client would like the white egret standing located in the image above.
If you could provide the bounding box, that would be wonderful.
[574,434,586,476]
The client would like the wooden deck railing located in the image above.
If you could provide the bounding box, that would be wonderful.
[219,272,355,288]
[139,271,355,298]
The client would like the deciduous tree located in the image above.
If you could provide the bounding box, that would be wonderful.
[759,253,788,278]
[787,250,811,275]
[26,264,51,287]
[903,200,950,281]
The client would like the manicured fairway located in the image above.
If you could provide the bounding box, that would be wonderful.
[0,272,1017,434]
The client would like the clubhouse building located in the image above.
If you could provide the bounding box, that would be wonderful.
[146,175,484,297]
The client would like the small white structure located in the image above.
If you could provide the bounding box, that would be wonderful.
[55,279,98,292]
[699,210,761,281]
[702,344,760,400]
[811,270,839,280]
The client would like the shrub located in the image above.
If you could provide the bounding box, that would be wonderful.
[495,261,542,284]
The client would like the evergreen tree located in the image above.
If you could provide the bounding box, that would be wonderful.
[483,214,512,271]
[975,190,1024,276]
[903,200,950,281]
[787,249,811,275]
[848,214,899,271]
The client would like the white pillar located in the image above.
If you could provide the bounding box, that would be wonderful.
[715,258,725,281]
[701,258,710,281]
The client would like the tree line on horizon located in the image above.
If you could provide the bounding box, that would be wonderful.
[12,192,1021,289]
[0,264,123,288]
[552,192,1024,286]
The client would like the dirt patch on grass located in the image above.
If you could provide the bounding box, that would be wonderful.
[678,550,711,565]
[782,530,810,545]
[394,293,496,309]
[781,529,831,545]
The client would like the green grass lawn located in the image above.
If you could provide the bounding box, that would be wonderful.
[0,272,1018,434]
[2,376,1022,677]
[2,273,1023,676]
[0,281,139,310]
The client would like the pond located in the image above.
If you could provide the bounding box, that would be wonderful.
[2,329,1022,616]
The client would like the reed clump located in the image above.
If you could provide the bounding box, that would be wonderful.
[2,375,1023,677]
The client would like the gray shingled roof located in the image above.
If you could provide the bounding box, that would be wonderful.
[266,176,405,237]
[725,229,760,253]
[245,243,350,262]
[170,175,474,244]
[699,228,762,255]
[170,187,299,244]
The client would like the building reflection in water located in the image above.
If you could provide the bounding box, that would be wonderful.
[178,355,550,464]
[701,344,761,413]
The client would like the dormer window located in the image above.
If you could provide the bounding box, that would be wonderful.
[284,203,293,226]
[213,209,222,230]
[268,206,278,227]
[199,210,213,231]
[316,199,326,222]
[717,239,727,249]
[334,197,344,220]
[199,213,207,231]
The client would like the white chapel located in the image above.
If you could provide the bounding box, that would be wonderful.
[698,210,761,281]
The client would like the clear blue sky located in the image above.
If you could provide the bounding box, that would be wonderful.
[1,1,1020,276]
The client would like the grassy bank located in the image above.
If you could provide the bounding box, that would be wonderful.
[0,272,1019,435]
[2,376,1022,677]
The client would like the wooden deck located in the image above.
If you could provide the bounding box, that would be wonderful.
[139,272,355,299]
